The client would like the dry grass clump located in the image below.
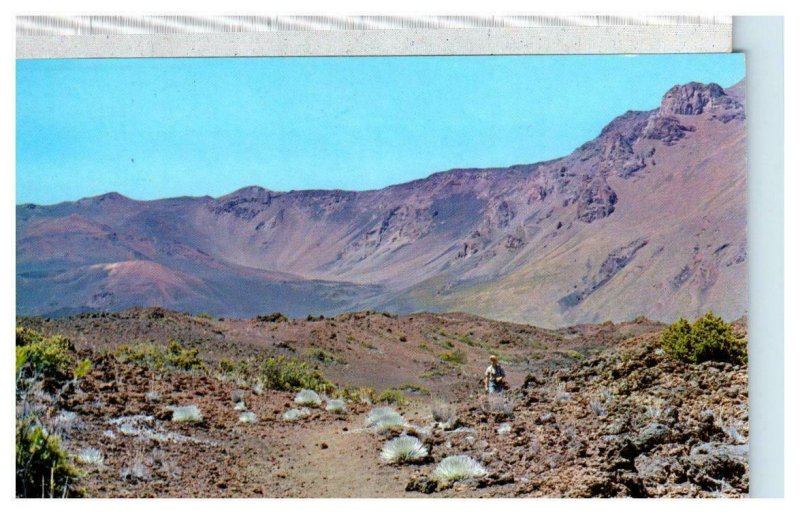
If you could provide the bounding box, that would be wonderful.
[553,382,572,402]
[432,402,458,429]
[120,461,149,482]
[589,398,607,417]
[482,394,515,417]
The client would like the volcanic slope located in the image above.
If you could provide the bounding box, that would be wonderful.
[16,81,746,326]
[16,309,747,497]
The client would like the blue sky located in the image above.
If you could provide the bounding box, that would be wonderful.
[16,54,744,205]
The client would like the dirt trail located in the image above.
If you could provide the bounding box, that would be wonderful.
[252,399,434,498]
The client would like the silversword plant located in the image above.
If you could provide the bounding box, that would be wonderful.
[432,455,487,484]
[380,436,428,463]
[172,405,203,423]
[294,389,322,407]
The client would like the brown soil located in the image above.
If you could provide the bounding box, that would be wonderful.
[16,309,747,498]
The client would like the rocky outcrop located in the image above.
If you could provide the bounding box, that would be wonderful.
[601,134,647,178]
[642,116,696,145]
[450,329,749,497]
[559,238,648,309]
[576,177,618,223]
[659,82,739,116]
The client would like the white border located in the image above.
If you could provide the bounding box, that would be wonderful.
[4,0,793,511]
[16,17,731,58]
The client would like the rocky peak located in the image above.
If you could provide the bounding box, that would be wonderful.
[219,185,272,201]
[598,110,652,143]
[659,82,730,116]
[75,192,134,208]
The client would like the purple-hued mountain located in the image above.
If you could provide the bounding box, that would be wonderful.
[16,81,747,327]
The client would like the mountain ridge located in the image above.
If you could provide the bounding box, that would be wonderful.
[17,80,747,327]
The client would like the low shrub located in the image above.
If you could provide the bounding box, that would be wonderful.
[255,312,288,323]
[114,340,205,372]
[380,436,428,463]
[661,312,747,365]
[359,340,378,350]
[258,355,333,393]
[439,350,466,365]
[304,348,347,365]
[16,326,42,347]
[376,388,406,405]
[396,383,430,395]
[432,455,487,484]
[74,358,92,379]
[16,418,82,497]
[419,366,448,379]
[332,386,374,404]
[165,341,204,370]
[16,328,75,382]
[219,358,238,374]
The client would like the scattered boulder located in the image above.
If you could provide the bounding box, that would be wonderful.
[230,389,247,404]
[406,476,438,494]
[632,423,672,452]
[687,442,748,482]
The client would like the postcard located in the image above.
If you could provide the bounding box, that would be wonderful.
[16,52,748,498]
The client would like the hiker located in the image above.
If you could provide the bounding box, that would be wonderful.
[484,355,507,393]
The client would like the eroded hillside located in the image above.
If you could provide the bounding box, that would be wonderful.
[17,81,746,327]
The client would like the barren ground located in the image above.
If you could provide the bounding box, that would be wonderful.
[17,308,747,498]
